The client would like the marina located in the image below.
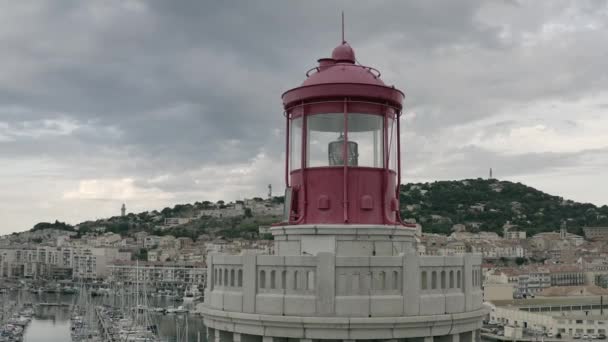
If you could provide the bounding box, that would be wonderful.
[0,289,206,342]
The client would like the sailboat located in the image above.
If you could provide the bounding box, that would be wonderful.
[98,260,161,342]
[70,280,101,342]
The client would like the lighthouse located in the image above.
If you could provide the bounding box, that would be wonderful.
[200,37,485,342]
[282,41,404,227]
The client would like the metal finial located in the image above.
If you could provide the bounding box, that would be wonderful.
[341,11,345,43]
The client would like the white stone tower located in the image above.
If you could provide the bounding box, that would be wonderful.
[560,221,567,239]
[121,203,126,217]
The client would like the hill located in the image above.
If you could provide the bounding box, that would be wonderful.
[399,178,608,236]
[22,179,608,240]
[68,198,284,241]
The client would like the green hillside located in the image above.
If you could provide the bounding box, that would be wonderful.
[399,178,608,236]
[26,179,608,240]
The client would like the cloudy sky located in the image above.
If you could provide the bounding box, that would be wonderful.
[1,1,607,233]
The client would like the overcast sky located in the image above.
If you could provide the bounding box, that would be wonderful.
[1,1,607,233]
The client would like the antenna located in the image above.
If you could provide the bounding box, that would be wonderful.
[341,11,345,43]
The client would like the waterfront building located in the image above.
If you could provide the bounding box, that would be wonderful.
[108,260,206,289]
[199,37,485,342]
[487,296,608,337]
[0,246,129,280]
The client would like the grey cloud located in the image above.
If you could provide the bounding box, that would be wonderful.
[1,0,608,230]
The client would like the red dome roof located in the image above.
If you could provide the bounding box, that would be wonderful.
[301,42,385,87]
[282,41,404,109]
[331,42,355,63]
[301,63,386,87]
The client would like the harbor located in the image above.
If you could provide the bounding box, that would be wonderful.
[0,289,206,342]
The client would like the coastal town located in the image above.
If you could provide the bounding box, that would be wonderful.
[1,192,608,340]
[2,2,608,342]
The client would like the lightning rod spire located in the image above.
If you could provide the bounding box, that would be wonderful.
[341,11,345,43]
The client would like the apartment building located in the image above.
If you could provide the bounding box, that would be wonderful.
[0,246,129,280]
[108,261,206,288]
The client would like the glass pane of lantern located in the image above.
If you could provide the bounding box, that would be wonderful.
[348,113,383,168]
[388,117,398,171]
[290,117,302,171]
[307,113,344,167]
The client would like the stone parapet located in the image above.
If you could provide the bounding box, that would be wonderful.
[203,252,483,317]
[271,224,417,256]
[200,306,485,340]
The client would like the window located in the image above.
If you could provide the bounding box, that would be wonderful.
[224,269,228,286]
[270,270,276,289]
[421,271,428,290]
[259,270,266,289]
[347,113,383,167]
[214,268,218,285]
[294,271,299,290]
[449,270,454,288]
[230,269,235,287]
[307,271,315,290]
[387,116,398,171]
[457,270,462,288]
[441,271,446,289]
[352,273,360,293]
[432,271,437,289]
[338,273,347,294]
[307,113,345,167]
[290,117,302,171]
[238,269,243,287]
[281,270,287,289]
[393,271,399,290]
[474,269,478,287]
[379,271,386,289]
[218,268,222,286]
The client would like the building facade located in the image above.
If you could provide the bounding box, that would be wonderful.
[0,246,128,280]
[583,227,608,240]
[108,261,206,289]
[488,301,608,337]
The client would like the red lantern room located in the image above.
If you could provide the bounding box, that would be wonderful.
[282,41,405,226]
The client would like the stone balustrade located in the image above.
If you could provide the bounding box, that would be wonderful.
[204,252,483,318]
